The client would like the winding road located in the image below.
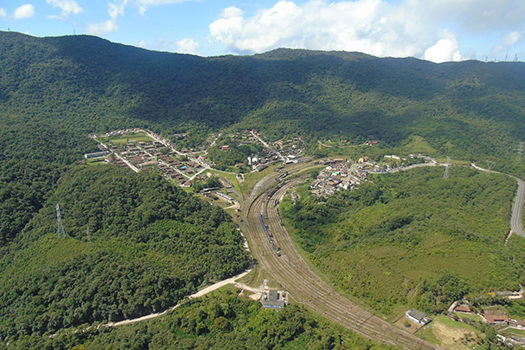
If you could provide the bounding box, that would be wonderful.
[240,168,439,349]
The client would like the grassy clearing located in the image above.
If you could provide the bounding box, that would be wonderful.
[455,312,484,323]
[400,135,438,155]
[86,158,107,165]
[211,169,243,197]
[240,162,282,196]
[101,132,154,145]
[418,316,483,349]
[502,327,525,337]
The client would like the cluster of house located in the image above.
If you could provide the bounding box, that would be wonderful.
[309,158,385,198]
[272,136,305,161]
[219,130,306,170]
[91,129,213,186]
[157,154,208,185]
[404,299,525,346]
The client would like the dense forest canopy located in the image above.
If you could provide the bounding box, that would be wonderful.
[9,288,394,349]
[0,166,251,340]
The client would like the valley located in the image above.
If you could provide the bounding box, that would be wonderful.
[2,31,525,349]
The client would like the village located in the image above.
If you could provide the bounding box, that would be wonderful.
[85,128,307,187]
[309,154,430,198]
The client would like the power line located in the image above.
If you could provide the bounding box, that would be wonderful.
[443,156,450,179]
[56,204,66,239]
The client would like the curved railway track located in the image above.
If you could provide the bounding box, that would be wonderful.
[240,169,439,349]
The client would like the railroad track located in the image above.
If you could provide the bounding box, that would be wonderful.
[240,169,440,349]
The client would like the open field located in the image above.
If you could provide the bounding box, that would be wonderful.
[417,316,483,350]
[101,132,154,145]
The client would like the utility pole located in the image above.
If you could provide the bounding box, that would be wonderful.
[56,204,66,239]
[86,225,90,242]
[443,156,450,179]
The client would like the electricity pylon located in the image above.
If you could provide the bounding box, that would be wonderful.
[56,204,66,239]
[443,156,450,179]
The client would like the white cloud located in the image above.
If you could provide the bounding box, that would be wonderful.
[0,8,7,18]
[176,38,199,54]
[491,31,522,56]
[46,0,82,17]
[209,0,430,57]
[109,0,128,19]
[504,31,521,46]
[86,20,118,35]
[209,0,525,61]
[85,0,128,36]
[14,4,35,20]
[221,6,243,18]
[136,0,192,15]
[138,40,146,48]
[424,33,462,63]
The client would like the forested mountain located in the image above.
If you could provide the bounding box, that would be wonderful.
[1,30,525,346]
[0,166,250,340]
[1,31,525,152]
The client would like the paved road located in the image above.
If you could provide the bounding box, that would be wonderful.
[241,170,439,349]
[510,179,525,238]
[471,163,525,239]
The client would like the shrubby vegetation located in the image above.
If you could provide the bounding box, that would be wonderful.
[10,288,393,350]
[0,166,250,341]
[207,138,262,171]
[282,167,524,316]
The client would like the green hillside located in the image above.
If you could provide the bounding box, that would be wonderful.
[281,166,525,317]
[0,165,250,341]
[10,288,394,350]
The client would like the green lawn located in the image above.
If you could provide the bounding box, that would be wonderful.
[102,132,154,145]
[502,327,525,337]
[454,312,483,323]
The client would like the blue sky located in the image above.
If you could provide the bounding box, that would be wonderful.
[1,0,524,62]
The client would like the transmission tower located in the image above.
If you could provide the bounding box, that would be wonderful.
[56,204,66,239]
[486,160,495,170]
[443,156,450,179]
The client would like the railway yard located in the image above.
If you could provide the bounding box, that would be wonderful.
[239,162,439,349]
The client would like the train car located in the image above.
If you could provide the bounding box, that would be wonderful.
[259,213,281,255]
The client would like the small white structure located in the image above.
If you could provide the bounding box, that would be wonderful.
[406,309,432,325]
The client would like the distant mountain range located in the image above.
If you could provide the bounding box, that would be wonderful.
[1,30,524,162]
